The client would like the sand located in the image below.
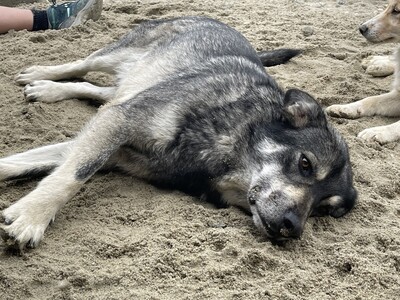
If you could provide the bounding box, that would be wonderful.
[0,0,399,299]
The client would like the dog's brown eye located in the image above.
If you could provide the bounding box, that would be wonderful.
[299,154,312,176]
[301,156,310,170]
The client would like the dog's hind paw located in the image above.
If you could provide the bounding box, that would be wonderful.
[362,55,394,77]
[15,66,57,86]
[325,103,363,119]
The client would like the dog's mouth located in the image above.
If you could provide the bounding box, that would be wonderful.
[252,211,279,239]
[251,206,300,241]
[364,35,399,44]
[381,36,400,43]
[248,186,305,240]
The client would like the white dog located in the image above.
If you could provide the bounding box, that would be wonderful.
[326,0,400,144]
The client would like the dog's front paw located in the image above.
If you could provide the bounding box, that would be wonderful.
[15,66,54,86]
[326,102,363,119]
[362,55,394,77]
[358,125,400,144]
[1,199,54,249]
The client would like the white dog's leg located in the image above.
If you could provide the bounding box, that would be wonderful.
[1,107,127,248]
[326,91,400,143]
[362,55,395,77]
[0,142,71,181]
[326,49,400,143]
[24,81,116,103]
[357,120,400,144]
[327,49,400,118]
[326,90,400,119]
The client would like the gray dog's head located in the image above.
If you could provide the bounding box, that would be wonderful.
[248,89,357,241]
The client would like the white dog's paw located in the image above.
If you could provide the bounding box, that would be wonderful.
[1,199,55,248]
[362,55,395,77]
[24,80,67,103]
[326,102,363,119]
[358,125,400,144]
[15,66,56,86]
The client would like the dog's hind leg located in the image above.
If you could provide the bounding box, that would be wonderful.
[15,46,140,85]
[1,107,128,248]
[0,142,71,181]
[24,81,116,104]
[16,58,96,86]
[15,18,195,86]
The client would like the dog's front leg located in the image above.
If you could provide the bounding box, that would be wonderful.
[0,141,72,181]
[357,120,400,144]
[326,90,400,119]
[1,107,127,248]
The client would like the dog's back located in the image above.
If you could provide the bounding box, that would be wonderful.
[95,17,270,106]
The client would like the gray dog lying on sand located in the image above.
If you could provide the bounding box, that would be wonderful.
[0,17,357,250]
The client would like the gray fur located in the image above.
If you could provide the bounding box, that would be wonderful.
[1,17,356,249]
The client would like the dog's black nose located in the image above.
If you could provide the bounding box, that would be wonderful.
[359,24,368,35]
[278,211,302,239]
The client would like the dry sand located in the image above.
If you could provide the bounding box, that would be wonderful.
[0,0,399,299]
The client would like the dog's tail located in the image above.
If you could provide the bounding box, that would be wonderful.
[257,49,302,67]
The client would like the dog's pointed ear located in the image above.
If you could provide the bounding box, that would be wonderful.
[282,88,326,128]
